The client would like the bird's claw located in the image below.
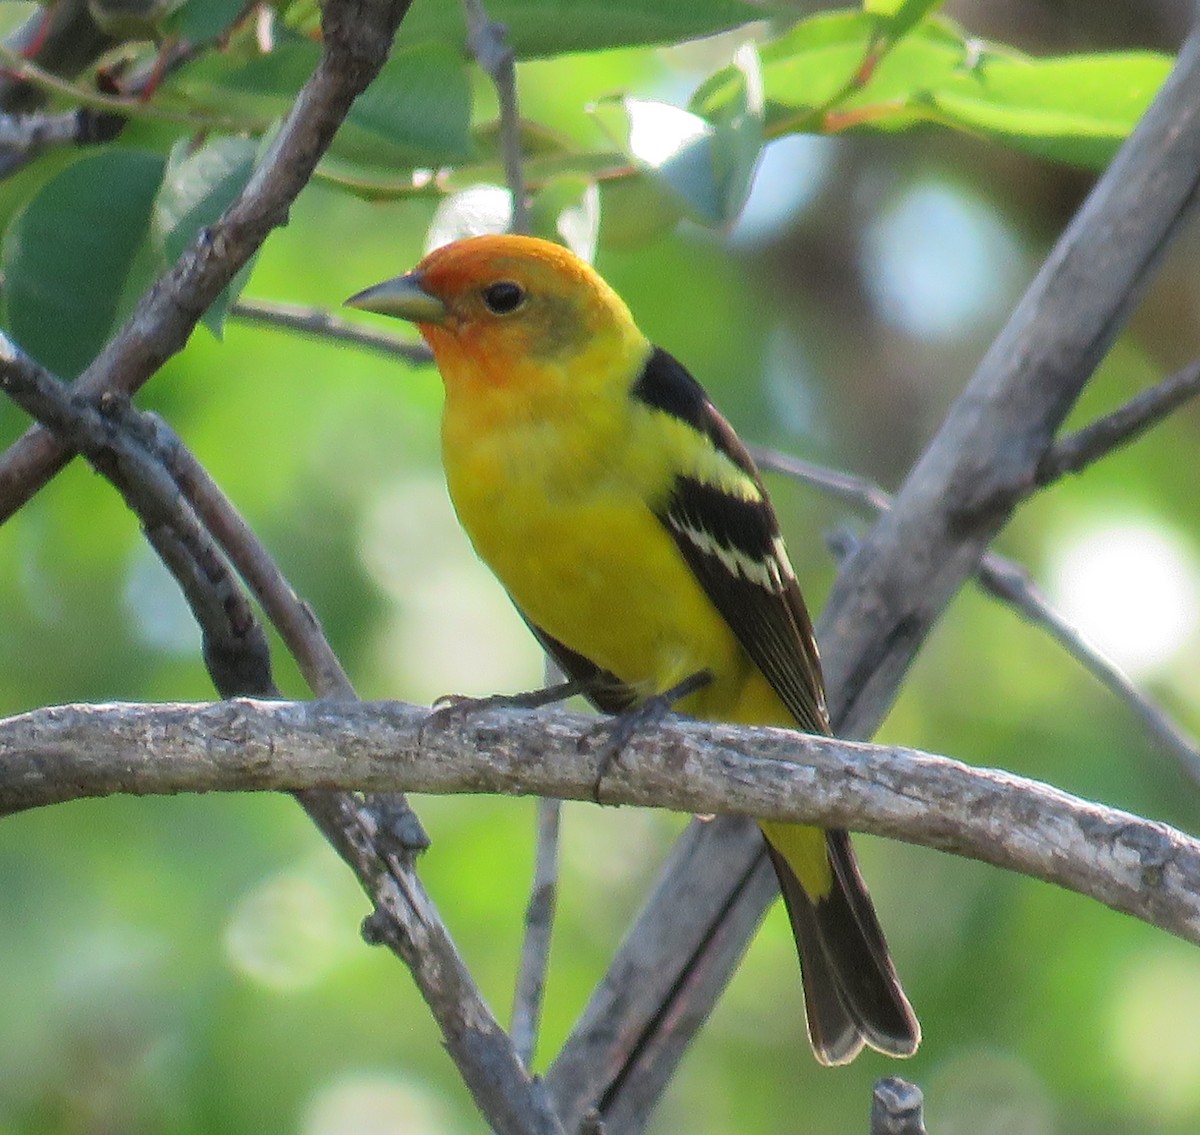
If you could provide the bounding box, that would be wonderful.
[582,669,712,803]
[420,679,588,744]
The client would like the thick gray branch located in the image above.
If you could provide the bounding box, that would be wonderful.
[2,698,1197,948]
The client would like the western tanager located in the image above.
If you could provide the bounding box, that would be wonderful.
[347,234,919,1065]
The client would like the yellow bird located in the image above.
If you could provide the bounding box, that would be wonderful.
[348,234,919,1065]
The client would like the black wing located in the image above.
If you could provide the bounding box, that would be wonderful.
[632,347,829,736]
[519,613,642,716]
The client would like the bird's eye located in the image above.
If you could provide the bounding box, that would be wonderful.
[481,281,526,314]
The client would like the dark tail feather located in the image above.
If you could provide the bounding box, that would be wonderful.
[765,832,920,1065]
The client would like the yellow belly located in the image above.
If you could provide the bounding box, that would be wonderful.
[440,397,755,706]
[460,468,743,700]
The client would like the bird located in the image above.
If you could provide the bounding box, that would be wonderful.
[346,233,919,1065]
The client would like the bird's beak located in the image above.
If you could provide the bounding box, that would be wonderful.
[344,270,447,324]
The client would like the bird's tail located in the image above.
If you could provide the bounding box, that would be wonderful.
[760,822,920,1066]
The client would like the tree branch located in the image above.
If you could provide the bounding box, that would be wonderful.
[0,0,416,523]
[2,698,1198,948]
[870,1078,926,1135]
[464,0,527,233]
[1036,357,1200,485]
[511,796,561,1067]
[231,297,434,365]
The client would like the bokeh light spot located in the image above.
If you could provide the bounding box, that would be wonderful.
[1047,518,1199,680]
[426,185,512,251]
[224,869,352,991]
[1109,945,1200,1120]
[302,1071,455,1135]
[123,545,201,655]
[862,180,1025,341]
[358,476,541,700]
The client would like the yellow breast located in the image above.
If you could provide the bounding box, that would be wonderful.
[440,382,749,709]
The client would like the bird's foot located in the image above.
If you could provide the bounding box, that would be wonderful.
[582,669,712,802]
[419,678,589,743]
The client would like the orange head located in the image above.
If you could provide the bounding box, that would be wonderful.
[346,235,647,400]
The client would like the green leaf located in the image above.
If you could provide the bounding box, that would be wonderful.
[153,135,259,336]
[695,43,765,224]
[397,0,774,59]
[164,0,246,42]
[865,0,947,41]
[695,12,1171,169]
[335,42,473,167]
[86,0,180,40]
[598,172,684,249]
[315,146,629,203]
[754,12,967,122]
[166,35,322,125]
[926,50,1171,167]
[591,98,710,224]
[2,151,165,378]
[170,36,472,167]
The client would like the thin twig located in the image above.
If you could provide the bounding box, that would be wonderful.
[750,448,893,513]
[579,1111,607,1135]
[0,106,122,151]
[512,796,561,1067]
[755,352,1200,510]
[0,42,259,132]
[870,1078,926,1135]
[1037,358,1200,485]
[977,557,1200,780]
[231,297,434,365]
[142,416,358,700]
[463,0,527,233]
[509,656,566,1069]
[0,344,278,700]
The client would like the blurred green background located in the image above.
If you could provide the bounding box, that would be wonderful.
[2,1,1200,1133]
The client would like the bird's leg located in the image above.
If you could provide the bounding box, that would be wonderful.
[585,669,713,801]
[420,677,592,743]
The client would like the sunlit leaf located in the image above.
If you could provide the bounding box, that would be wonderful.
[594,55,763,232]
[695,11,1170,169]
[2,151,165,377]
[927,50,1170,167]
[527,176,600,262]
[864,0,947,41]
